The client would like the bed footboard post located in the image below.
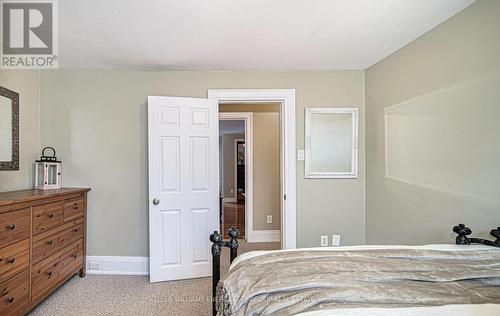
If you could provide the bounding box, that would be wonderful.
[209,227,241,316]
[210,231,223,316]
[453,224,472,245]
[228,227,240,264]
[491,227,500,247]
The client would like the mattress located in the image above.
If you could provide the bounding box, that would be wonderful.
[298,303,500,316]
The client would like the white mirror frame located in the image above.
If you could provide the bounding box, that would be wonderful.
[305,107,359,179]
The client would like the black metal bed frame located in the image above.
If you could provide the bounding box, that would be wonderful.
[210,227,239,315]
[210,224,499,316]
[453,224,500,247]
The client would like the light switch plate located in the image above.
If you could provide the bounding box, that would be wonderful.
[297,149,305,161]
[320,235,328,247]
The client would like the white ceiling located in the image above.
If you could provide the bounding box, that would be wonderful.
[219,120,245,135]
[59,0,475,70]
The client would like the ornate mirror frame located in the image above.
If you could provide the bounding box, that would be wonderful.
[0,86,19,170]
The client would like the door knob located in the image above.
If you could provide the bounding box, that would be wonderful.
[152,198,160,205]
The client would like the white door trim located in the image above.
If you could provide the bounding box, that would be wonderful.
[251,230,281,243]
[208,89,297,249]
[234,138,245,201]
[219,112,253,242]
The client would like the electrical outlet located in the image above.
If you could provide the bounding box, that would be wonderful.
[88,262,101,270]
[266,215,272,224]
[297,149,305,161]
[230,188,234,194]
[320,235,328,247]
[332,234,341,246]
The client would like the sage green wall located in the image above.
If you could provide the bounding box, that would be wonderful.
[0,70,40,191]
[40,70,366,256]
[252,112,281,231]
[365,0,500,244]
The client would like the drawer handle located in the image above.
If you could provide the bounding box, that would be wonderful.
[73,229,78,233]
[7,297,14,304]
[72,254,78,259]
[46,271,53,278]
[48,213,54,218]
[7,224,16,230]
[73,206,79,210]
[7,257,15,264]
[47,240,54,245]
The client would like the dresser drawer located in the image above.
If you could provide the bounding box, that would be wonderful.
[0,208,30,249]
[0,269,29,316]
[32,239,84,303]
[32,218,84,264]
[0,239,29,283]
[33,201,63,235]
[63,198,85,222]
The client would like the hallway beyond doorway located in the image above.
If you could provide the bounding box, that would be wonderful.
[222,201,245,239]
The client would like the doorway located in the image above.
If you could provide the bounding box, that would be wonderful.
[209,89,297,249]
[219,104,283,246]
[148,90,296,282]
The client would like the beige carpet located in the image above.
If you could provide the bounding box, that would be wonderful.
[29,240,280,316]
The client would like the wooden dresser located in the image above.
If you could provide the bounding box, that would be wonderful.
[0,188,90,315]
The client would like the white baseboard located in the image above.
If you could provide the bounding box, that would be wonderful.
[222,197,237,203]
[86,256,149,276]
[86,231,278,276]
[248,230,281,242]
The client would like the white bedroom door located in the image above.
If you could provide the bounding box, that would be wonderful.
[148,96,219,282]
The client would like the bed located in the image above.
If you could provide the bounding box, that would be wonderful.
[209,224,500,316]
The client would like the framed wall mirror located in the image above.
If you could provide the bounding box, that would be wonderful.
[0,86,19,170]
[305,107,358,178]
